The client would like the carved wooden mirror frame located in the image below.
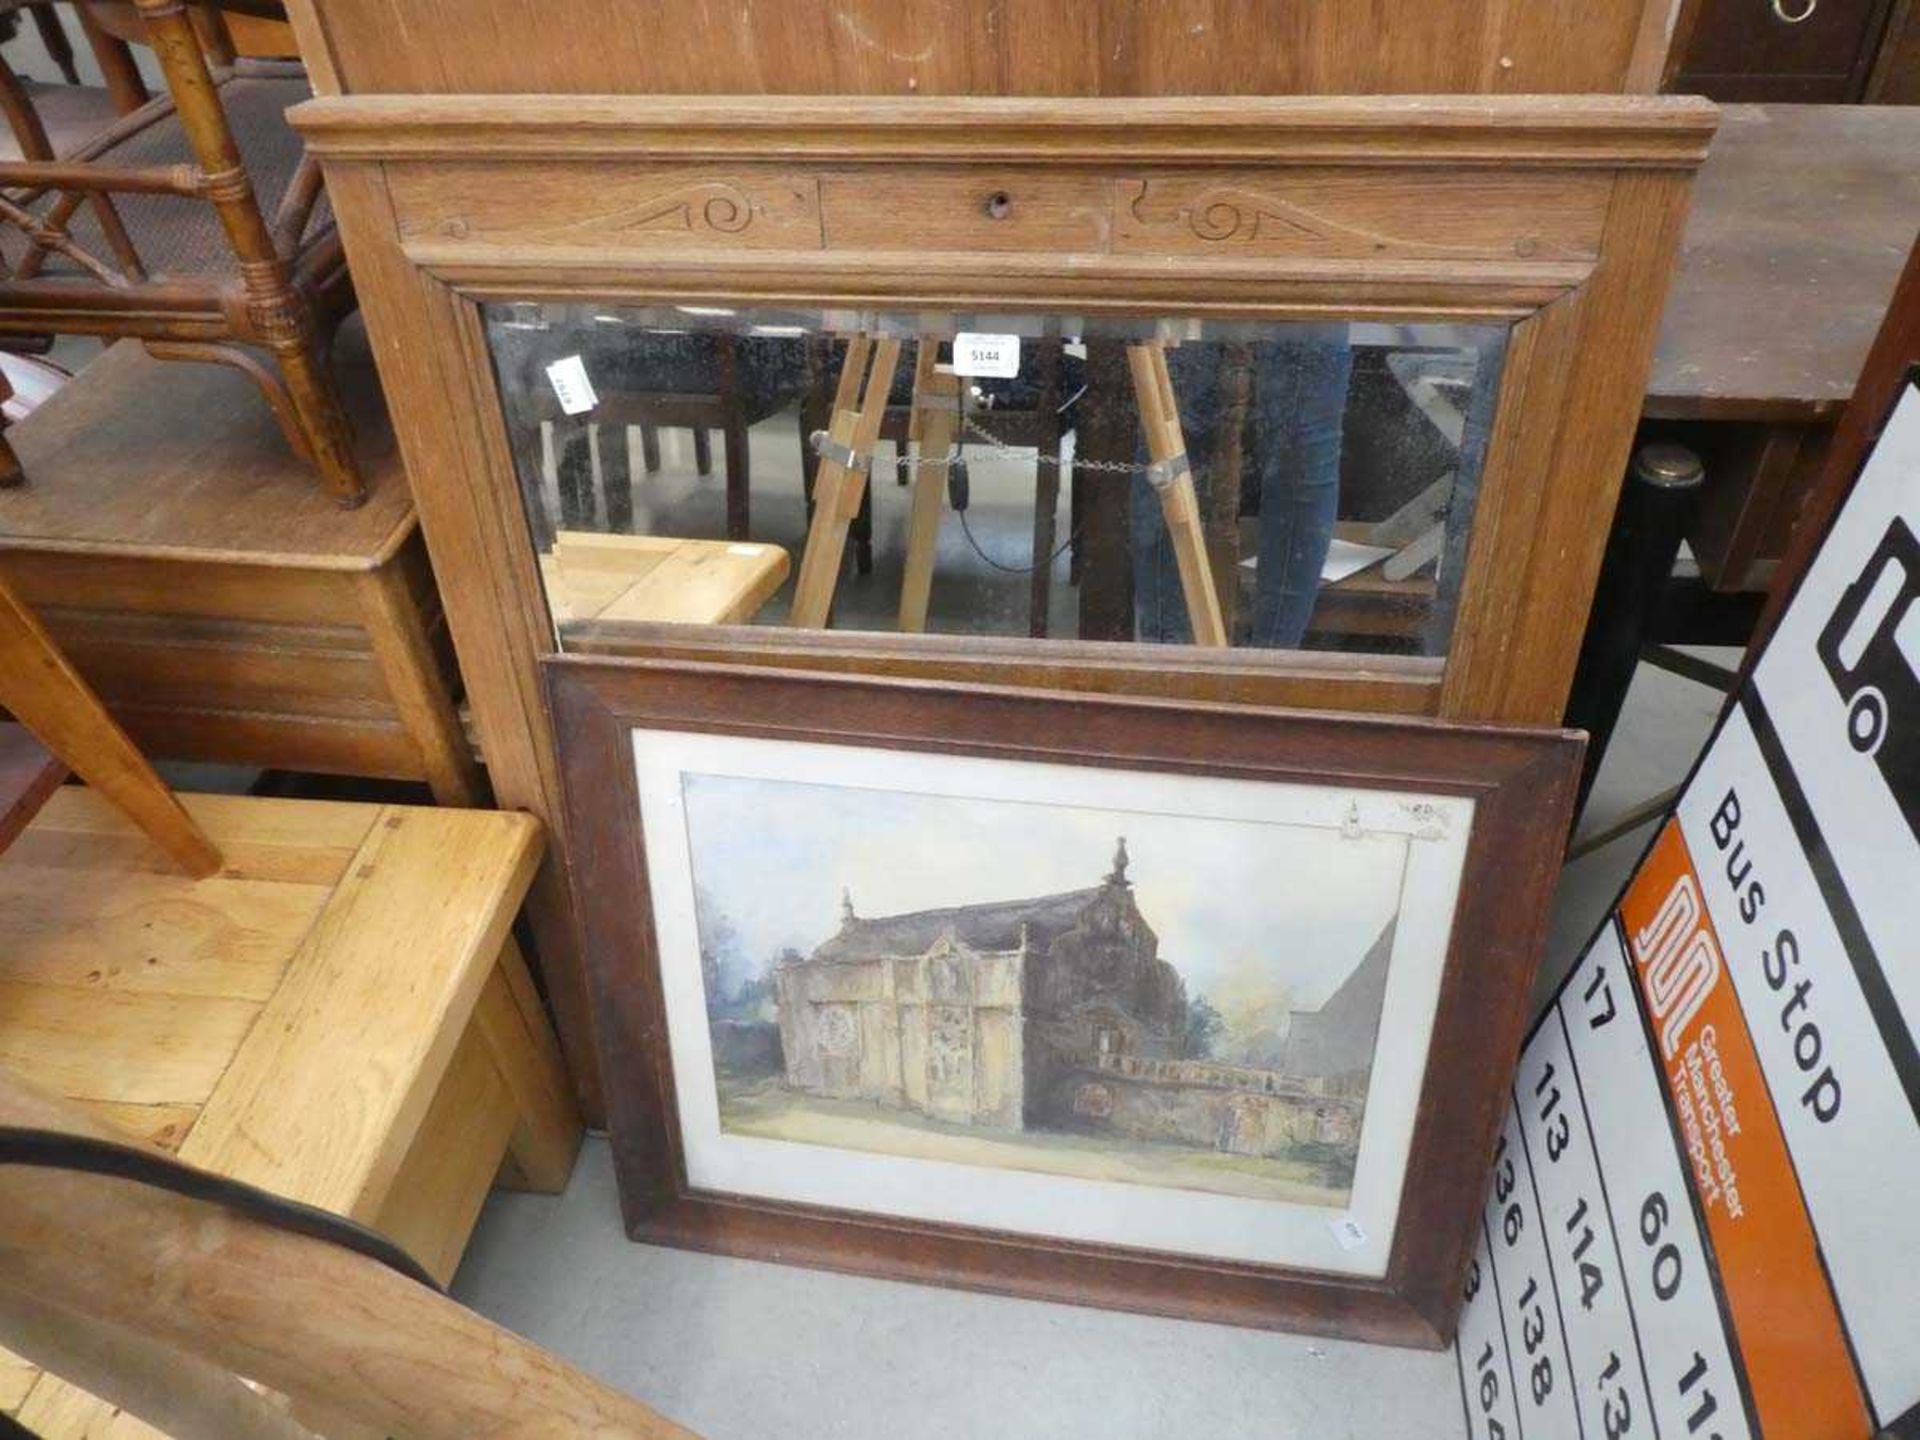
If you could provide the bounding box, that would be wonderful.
[294,93,1716,1114]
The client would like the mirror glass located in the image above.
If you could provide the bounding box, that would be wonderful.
[483,304,1509,658]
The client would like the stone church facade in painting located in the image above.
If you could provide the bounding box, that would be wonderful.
[774,839,1188,1132]
[772,838,1384,1166]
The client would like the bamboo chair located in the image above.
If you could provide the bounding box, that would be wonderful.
[0,0,364,504]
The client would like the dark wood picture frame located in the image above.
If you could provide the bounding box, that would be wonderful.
[548,655,1582,1346]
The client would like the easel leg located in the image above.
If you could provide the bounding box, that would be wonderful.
[787,336,902,629]
[898,344,959,633]
[1126,342,1228,648]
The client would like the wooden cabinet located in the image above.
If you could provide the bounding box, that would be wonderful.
[285,0,1681,98]
[1666,0,1914,100]
[0,325,481,806]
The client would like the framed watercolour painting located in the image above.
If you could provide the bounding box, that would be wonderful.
[549,659,1582,1345]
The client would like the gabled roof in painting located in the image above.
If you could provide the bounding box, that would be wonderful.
[807,887,1106,965]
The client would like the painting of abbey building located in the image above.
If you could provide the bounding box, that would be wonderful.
[687,771,1406,1209]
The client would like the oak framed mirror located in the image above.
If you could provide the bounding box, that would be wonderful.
[295,92,1715,1110]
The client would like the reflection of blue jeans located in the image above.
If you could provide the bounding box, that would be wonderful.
[1131,335,1351,647]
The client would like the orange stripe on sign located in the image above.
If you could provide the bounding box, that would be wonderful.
[1619,822,1870,1440]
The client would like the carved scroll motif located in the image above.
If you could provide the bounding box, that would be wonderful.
[413,172,824,249]
[1122,181,1555,260]
[588,180,760,236]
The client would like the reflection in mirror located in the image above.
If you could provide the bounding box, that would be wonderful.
[483,305,1508,658]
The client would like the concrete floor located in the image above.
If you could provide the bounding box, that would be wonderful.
[452,656,1732,1440]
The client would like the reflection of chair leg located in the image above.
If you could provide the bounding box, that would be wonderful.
[1030,464,1060,638]
[898,342,959,632]
[1127,342,1227,647]
[1028,345,1063,638]
[691,428,713,477]
[723,419,750,540]
[853,477,875,575]
[0,571,220,877]
[598,424,632,533]
[788,335,901,629]
[553,418,594,530]
[719,339,749,539]
[639,424,661,474]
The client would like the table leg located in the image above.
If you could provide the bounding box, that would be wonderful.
[1563,440,1706,815]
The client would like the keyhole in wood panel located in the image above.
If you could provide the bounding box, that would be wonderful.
[984,191,1013,220]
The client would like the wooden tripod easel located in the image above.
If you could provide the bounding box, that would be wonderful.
[788,337,1227,646]
[787,334,903,629]
[897,341,962,633]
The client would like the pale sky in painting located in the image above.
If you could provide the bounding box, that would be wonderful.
[679,772,1407,1007]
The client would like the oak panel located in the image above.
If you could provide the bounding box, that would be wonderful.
[283,0,1679,99]
[390,165,825,252]
[820,171,1112,253]
[1114,171,1610,263]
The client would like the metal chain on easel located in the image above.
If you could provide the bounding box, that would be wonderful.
[807,385,1199,577]
[807,412,1178,480]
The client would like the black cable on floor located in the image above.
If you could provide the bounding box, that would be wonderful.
[0,1126,442,1291]
[0,1125,445,1437]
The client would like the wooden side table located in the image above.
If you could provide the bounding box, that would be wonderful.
[1644,103,1920,595]
[0,785,581,1437]
[0,320,482,805]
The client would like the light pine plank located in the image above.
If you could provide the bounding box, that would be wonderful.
[67,1100,199,1152]
[15,788,374,887]
[1,1344,36,1416]
[175,805,542,1219]
[477,938,582,1192]
[373,1024,519,1285]
[0,981,259,1108]
[0,870,334,1002]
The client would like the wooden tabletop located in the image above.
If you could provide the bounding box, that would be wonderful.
[0,317,413,569]
[540,530,792,628]
[1647,104,1920,423]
